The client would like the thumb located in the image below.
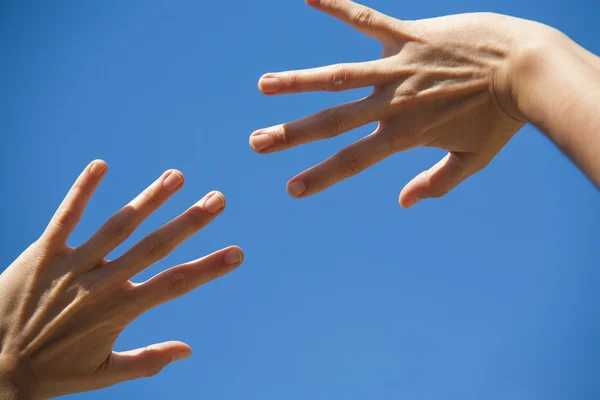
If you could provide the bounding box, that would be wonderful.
[105,341,192,384]
[399,152,484,208]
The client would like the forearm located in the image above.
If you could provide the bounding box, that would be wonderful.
[515,29,600,187]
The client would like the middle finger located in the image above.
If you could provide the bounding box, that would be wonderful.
[105,191,226,282]
[75,170,184,267]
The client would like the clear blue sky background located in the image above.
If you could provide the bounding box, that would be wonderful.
[1,0,599,399]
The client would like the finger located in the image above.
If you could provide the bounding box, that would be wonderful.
[43,160,107,246]
[76,170,185,263]
[132,246,243,312]
[106,341,191,384]
[108,191,226,281]
[286,130,395,198]
[258,60,394,95]
[399,152,485,208]
[250,94,390,154]
[306,0,397,42]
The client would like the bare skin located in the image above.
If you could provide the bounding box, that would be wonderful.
[0,161,244,399]
[250,0,600,207]
[2,1,600,399]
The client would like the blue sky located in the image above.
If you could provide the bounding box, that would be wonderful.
[1,0,599,399]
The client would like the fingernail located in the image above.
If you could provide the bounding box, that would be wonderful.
[250,133,273,152]
[259,77,281,93]
[204,193,225,214]
[89,161,106,178]
[163,171,184,192]
[172,350,191,362]
[224,248,243,265]
[287,180,306,197]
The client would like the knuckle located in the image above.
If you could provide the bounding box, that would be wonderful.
[287,72,298,89]
[145,238,168,261]
[54,208,76,228]
[144,359,166,378]
[32,237,55,257]
[187,206,209,227]
[169,272,189,296]
[324,0,338,10]
[388,132,411,152]
[352,7,376,27]
[109,298,139,325]
[327,65,349,92]
[272,125,292,147]
[316,109,343,138]
[71,180,86,194]
[106,215,131,241]
[338,152,362,177]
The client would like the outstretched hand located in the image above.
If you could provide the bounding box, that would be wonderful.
[0,161,243,399]
[251,0,537,207]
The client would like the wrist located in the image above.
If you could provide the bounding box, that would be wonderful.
[0,355,38,400]
[491,19,560,124]
[504,21,600,186]
[506,23,583,127]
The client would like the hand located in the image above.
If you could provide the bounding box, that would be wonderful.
[250,0,547,207]
[0,161,244,399]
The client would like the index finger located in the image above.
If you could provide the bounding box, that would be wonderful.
[306,0,397,42]
[258,60,395,95]
[43,160,107,246]
[107,191,226,282]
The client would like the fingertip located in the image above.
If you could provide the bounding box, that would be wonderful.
[400,196,422,209]
[233,245,245,260]
[163,169,185,192]
[203,191,226,214]
[168,169,184,179]
[91,159,108,168]
[172,345,192,362]
[249,131,274,153]
[89,159,108,178]
[287,179,307,198]
[182,343,192,354]
[211,190,226,203]
[146,340,182,350]
[258,74,282,94]
[160,342,191,362]
[224,246,244,266]
[399,185,424,208]
[249,132,257,150]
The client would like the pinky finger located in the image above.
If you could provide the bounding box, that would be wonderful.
[43,160,107,246]
[132,246,244,312]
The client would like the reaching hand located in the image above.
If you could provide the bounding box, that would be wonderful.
[0,161,244,399]
[251,0,543,207]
